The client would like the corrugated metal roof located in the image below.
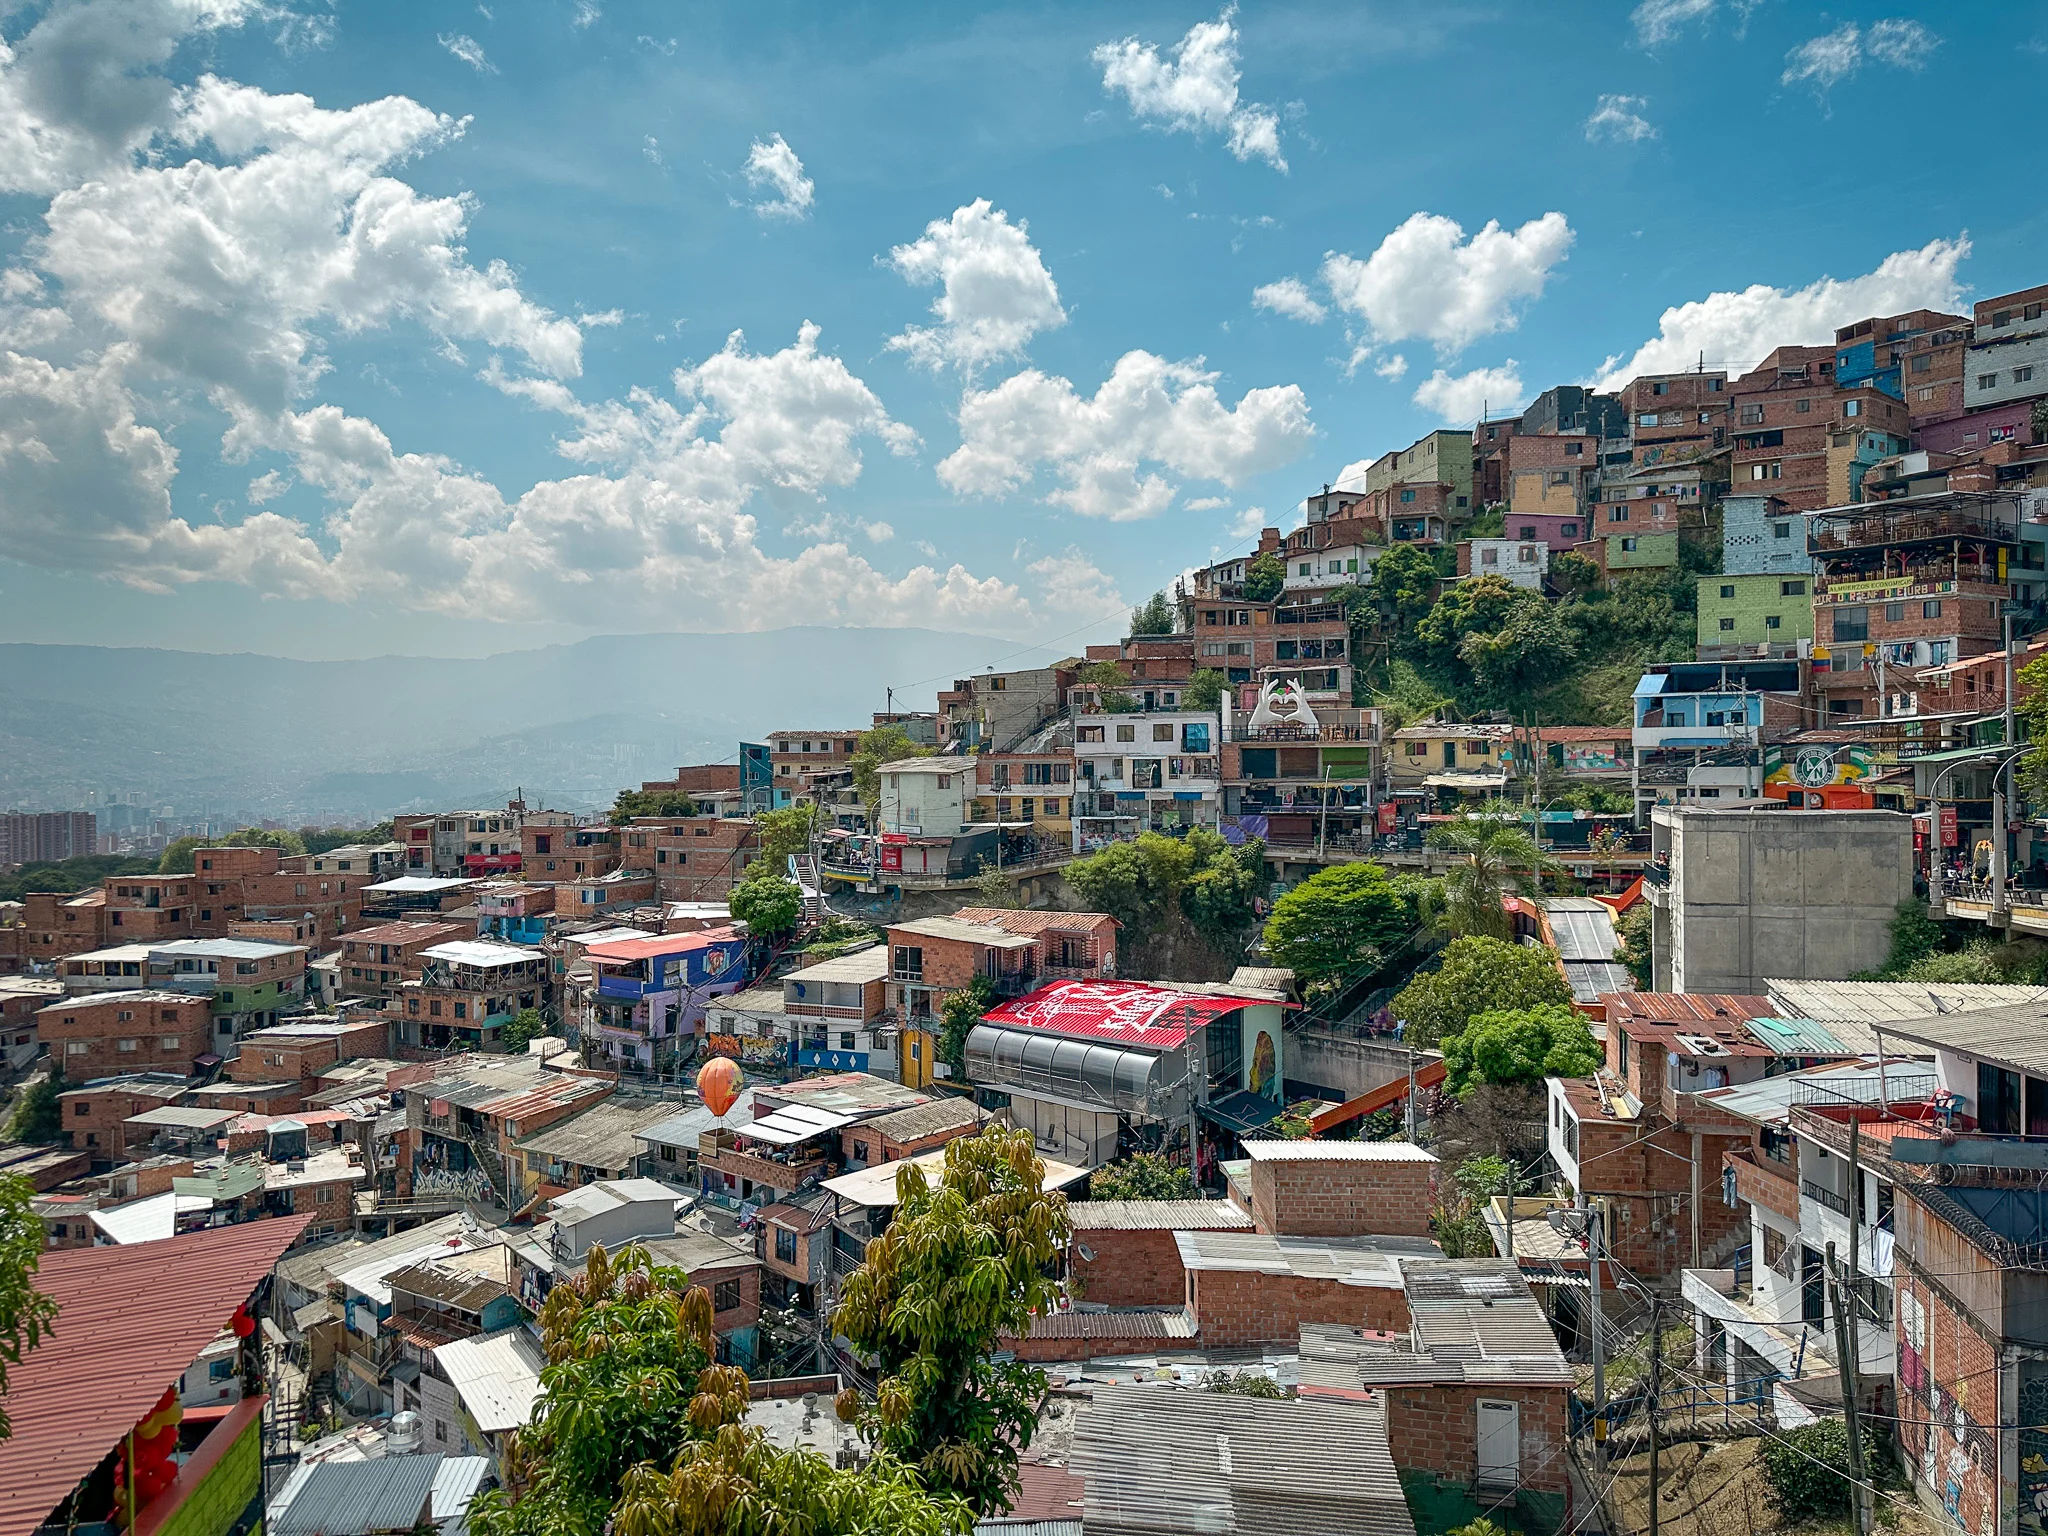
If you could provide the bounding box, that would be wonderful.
[636,1088,759,1148]
[1021,1308,1198,1342]
[1174,1231,1434,1284]
[859,1097,984,1142]
[1071,1384,1415,1536]
[434,1326,545,1434]
[1067,1199,1253,1232]
[1691,1059,1940,1125]
[783,947,890,984]
[1742,1015,1854,1055]
[270,1453,440,1536]
[1766,979,2048,1030]
[431,1455,493,1536]
[1847,1002,2048,1076]
[513,1099,681,1167]
[0,1215,313,1536]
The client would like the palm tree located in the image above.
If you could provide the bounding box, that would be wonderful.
[1426,803,1565,940]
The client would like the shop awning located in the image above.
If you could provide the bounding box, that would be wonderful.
[1199,1089,1286,1136]
[1422,771,1509,790]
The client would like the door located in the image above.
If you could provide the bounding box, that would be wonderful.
[1800,1246,1825,1325]
[1476,1400,1520,1491]
[1443,741,1457,768]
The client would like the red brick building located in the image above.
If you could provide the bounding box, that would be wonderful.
[57,1073,189,1155]
[38,990,212,1081]
[339,919,471,1005]
[1244,1139,1437,1239]
[626,815,760,902]
[1066,1198,1253,1306]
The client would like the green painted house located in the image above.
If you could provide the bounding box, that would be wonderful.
[1696,572,1814,655]
[1604,531,1679,572]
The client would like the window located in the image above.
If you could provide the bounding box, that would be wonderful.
[1562,522,1577,537]
[713,1278,742,1311]
[1980,373,1999,389]
[65,1042,86,1056]
[1979,1061,2022,1136]
[1750,462,1781,480]
[1842,398,1861,417]
[1399,488,1416,503]
[1781,579,1805,596]
[159,1036,180,1050]
[1637,412,1659,427]
[1115,724,1135,743]
[117,1038,138,1052]
[1718,618,1735,631]
[2018,366,2037,384]
[1924,599,1942,619]
[775,1227,798,1264]
[1766,615,1782,630]
[1608,506,1629,523]
[1620,537,1638,552]
[892,946,923,981]
[1885,603,1904,623]
[1994,310,2014,328]
[1298,562,1311,575]
[1833,606,1869,642]
[1152,723,1174,742]
[1910,353,1931,374]
[1795,398,1811,414]
[1720,585,1735,599]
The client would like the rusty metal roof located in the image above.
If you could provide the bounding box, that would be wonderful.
[0,1214,313,1536]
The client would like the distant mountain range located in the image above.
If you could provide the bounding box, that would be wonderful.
[0,628,1072,822]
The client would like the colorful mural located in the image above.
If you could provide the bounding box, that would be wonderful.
[1764,743,1878,790]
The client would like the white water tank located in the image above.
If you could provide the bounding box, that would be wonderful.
[387,1411,422,1455]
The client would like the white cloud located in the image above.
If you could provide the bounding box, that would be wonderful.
[1783,20,1938,92]
[571,1,600,27]
[884,199,1066,374]
[0,0,271,195]
[1373,353,1408,380]
[0,21,1077,639]
[1630,0,1716,47]
[577,309,623,328]
[1252,277,1326,323]
[1591,237,1970,389]
[1413,363,1524,426]
[939,350,1313,522]
[1225,506,1268,539]
[438,33,495,73]
[1183,495,1228,511]
[1321,211,1573,356]
[1585,94,1657,143]
[742,132,814,220]
[642,134,662,165]
[1029,548,1125,617]
[1092,7,1286,171]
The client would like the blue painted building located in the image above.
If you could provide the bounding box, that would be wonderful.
[585,928,751,1068]
[1721,494,1813,577]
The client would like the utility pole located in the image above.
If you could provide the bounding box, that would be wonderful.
[1840,1116,1874,1536]
[1404,1048,1418,1142]
[1585,1196,1608,1476]
[1827,1239,1873,1536]
[1647,1293,1664,1536]
[1996,605,2017,926]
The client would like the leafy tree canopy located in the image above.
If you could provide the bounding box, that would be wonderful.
[1615,903,1652,989]
[1129,590,1177,635]
[1389,934,1574,1049]
[1243,550,1287,603]
[753,802,821,870]
[1443,1004,1602,1095]
[1063,828,1263,951]
[1364,544,1445,644]
[4,1072,63,1143]
[300,824,390,854]
[500,1008,547,1054]
[853,725,934,807]
[937,974,999,1078]
[1261,862,1418,997]
[609,787,699,825]
[1071,660,1135,713]
[730,873,803,937]
[0,1173,58,1439]
[834,1129,1071,1515]
[470,1245,970,1536]
[1087,1151,1197,1201]
[1180,668,1226,712]
[0,855,155,900]
[1426,807,1563,941]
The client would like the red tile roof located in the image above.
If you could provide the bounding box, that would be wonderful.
[1603,992,1776,1026]
[951,908,1120,936]
[0,1215,312,1536]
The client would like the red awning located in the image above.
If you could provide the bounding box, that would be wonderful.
[0,1214,313,1536]
[980,980,1278,1049]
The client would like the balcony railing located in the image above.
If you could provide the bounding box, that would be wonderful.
[1227,723,1378,743]
[1801,1179,1852,1217]
[1809,506,2018,552]
[1274,603,1347,625]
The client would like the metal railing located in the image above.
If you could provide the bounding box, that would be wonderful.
[1800,1179,1852,1216]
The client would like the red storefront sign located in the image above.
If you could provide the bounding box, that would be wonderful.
[1939,805,1959,848]
[1376,801,1398,834]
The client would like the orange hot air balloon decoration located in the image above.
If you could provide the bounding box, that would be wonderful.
[697,1056,742,1117]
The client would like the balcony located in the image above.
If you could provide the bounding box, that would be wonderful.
[1727,1146,1801,1223]
[703,1142,828,1194]
[1800,1178,1852,1217]
[1808,505,2019,553]
[1273,603,1348,625]
[1812,572,2009,606]
[1227,722,1378,743]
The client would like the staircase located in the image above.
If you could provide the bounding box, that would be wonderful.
[458,1125,510,1207]
[791,853,826,928]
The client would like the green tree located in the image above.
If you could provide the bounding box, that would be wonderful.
[2017,650,2048,802]
[1389,935,1573,1049]
[1442,1004,1602,1095]
[1429,1156,1509,1259]
[1129,590,1177,635]
[1180,668,1226,712]
[300,825,387,854]
[852,725,934,810]
[4,1071,62,1143]
[1200,1370,1287,1399]
[1427,808,1562,940]
[752,803,820,870]
[969,862,1025,909]
[500,1008,547,1054]
[729,874,803,937]
[1455,594,1578,702]
[937,974,999,1078]
[157,836,204,874]
[1760,1419,1852,1523]
[608,788,699,825]
[1064,828,1264,965]
[0,854,156,900]
[1071,660,1135,713]
[1615,903,1652,989]
[470,1245,968,1536]
[834,1128,1072,1515]
[1242,550,1287,603]
[1364,544,1443,646]
[1087,1151,1197,1200]
[1261,863,1417,999]
[0,1172,59,1440]
[1547,550,1602,596]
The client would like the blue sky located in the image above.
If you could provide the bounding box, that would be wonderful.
[0,0,2040,661]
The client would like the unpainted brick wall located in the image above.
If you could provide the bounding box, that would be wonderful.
[1250,1155,1435,1237]
[1189,1267,1409,1347]
[1382,1383,1571,1496]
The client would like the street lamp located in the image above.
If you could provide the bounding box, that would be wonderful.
[1924,748,2026,916]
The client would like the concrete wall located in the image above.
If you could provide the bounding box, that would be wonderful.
[1695,573,1814,651]
[1285,1030,1424,1102]
[1652,806,1911,994]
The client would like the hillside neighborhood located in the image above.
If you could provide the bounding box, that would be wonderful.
[8,287,2048,1536]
